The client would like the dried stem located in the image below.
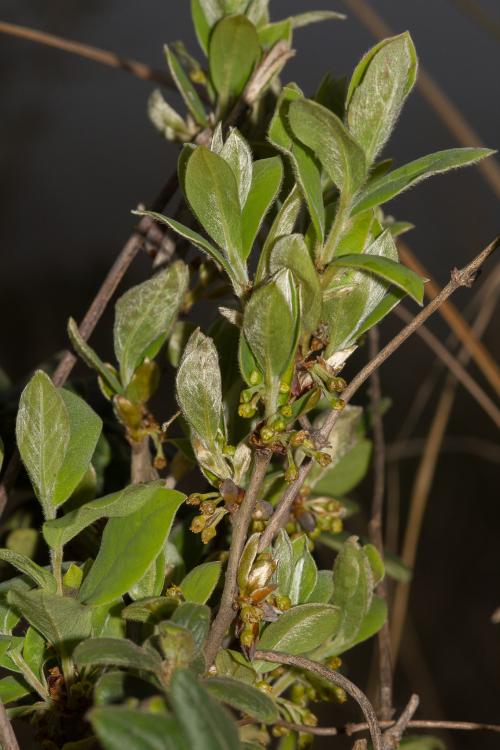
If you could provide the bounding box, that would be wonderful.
[0,20,174,89]
[368,328,393,721]
[204,451,271,667]
[271,716,500,738]
[259,238,499,550]
[0,701,20,750]
[254,650,384,750]
[383,693,420,747]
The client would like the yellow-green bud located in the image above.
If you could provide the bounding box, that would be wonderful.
[285,465,299,482]
[280,404,293,418]
[326,656,342,670]
[239,403,256,418]
[260,426,275,443]
[249,370,262,386]
[330,517,343,534]
[190,515,206,534]
[275,595,291,611]
[201,526,217,544]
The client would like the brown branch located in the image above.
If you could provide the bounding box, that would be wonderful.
[393,306,500,429]
[254,650,384,750]
[0,20,174,89]
[204,451,271,667]
[367,328,393,721]
[398,243,500,398]
[259,238,499,550]
[0,701,20,750]
[384,693,419,747]
[341,0,500,198]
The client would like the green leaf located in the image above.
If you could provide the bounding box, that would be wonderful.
[0,635,24,672]
[78,489,185,606]
[329,242,424,304]
[94,671,158,706]
[269,86,325,244]
[220,129,253,208]
[353,147,496,214]
[209,15,260,112]
[170,668,242,750]
[400,737,445,750]
[90,707,190,750]
[269,233,322,335]
[148,89,190,140]
[176,329,223,448]
[256,186,302,284]
[204,676,279,723]
[0,675,31,704]
[74,637,162,673]
[347,33,418,164]
[171,602,211,654]
[273,529,293,598]
[243,269,299,415]
[351,287,406,340]
[43,482,167,551]
[289,11,346,28]
[185,146,248,291]
[7,589,92,650]
[289,536,318,605]
[67,318,123,394]
[51,388,102,507]
[241,157,283,259]
[191,0,222,54]
[114,261,189,386]
[165,45,208,126]
[364,544,385,586]
[330,537,374,653]
[16,370,70,512]
[288,98,367,196]
[0,550,56,592]
[246,0,270,27]
[23,626,48,682]
[129,550,166,600]
[180,561,222,604]
[258,20,292,50]
[215,649,257,685]
[256,603,340,671]
[320,532,412,584]
[307,570,334,603]
[0,600,20,635]
[237,533,261,592]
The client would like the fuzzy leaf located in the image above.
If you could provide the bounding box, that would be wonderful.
[347,33,417,164]
[331,595,387,656]
[241,157,283,259]
[148,89,190,140]
[209,15,260,111]
[0,550,56,592]
[256,603,340,671]
[330,537,374,653]
[74,637,162,673]
[352,287,407,340]
[165,45,208,126]
[170,668,242,750]
[289,11,346,28]
[204,676,279,723]
[273,529,293,598]
[114,261,189,386]
[16,371,70,512]
[67,318,122,394]
[171,603,211,654]
[180,561,222,604]
[90,707,189,750]
[307,569,334,603]
[176,329,223,448]
[220,129,253,208]
[256,186,302,283]
[78,489,185,606]
[258,20,292,49]
[43,482,167,550]
[289,536,318,605]
[353,147,496,214]
[7,589,92,649]
[269,233,322,335]
[0,676,31,704]
[313,440,372,497]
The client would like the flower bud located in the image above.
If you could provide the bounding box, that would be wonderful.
[239,403,256,418]
[190,515,206,534]
[249,369,262,386]
[201,526,217,544]
[260,426,275,443]
[280,404,293,418]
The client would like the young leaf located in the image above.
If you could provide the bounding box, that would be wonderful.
[148,89,191,141]
[209,15,260,112]
[269,233,322,335]
[67,318,122,394]
[204,676,279,723]
[353,147,496,214]
[7,589,92,648]
[347,33,418,164]
[258,20,292,50]
[43,482,167,550]
[114,261,189,387]
[170,668,242,750]
[0,675,31,704]
[243,269,299,415]
[0,550,56,592]
[256,603,340,671]
[128,550,166,600]
[351,287,407,340]
[241,157,283,260]
[51,388,102,507]
[256,185,302,283]
[289,536,318,605]
[246,0,270,27]
[330,537,374,653]
[185,146,248,291]
[74,637,162,674]
[220,129,253,208]
[288,98,367,196]
[307,569,334,604]
[289,11,346,28]
[78,489,185,606]
[176,329,223,448]
[22,627,47,683]
[273,529,293,598]
[180,561,222,604]
[171,602,211,654]
[90,707,190,750]
[330,595,388,656]
[269,85,325,244]
[165,45,208,126]
[16,371,70,513]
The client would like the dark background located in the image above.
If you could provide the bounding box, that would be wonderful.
[1,1,499,747]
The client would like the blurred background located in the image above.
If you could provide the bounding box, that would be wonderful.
[0,1,499,747]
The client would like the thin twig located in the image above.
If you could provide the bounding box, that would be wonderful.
[387,436,500,464]
[451,0,500,44]
[259,238,499,550]
[393,306,500,428]
[0,701,20,750]
[368,328,393,721]
[0,20,174,89]
[204,451,271,667]
[254,650,384,750]
[384,694,419,747]
[341,0,500,197]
